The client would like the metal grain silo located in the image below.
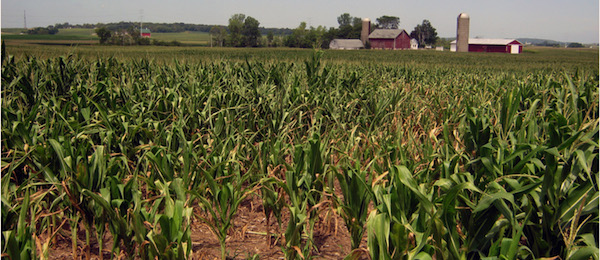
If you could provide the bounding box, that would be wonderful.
[456,13,469,52]
[361,18,371,46]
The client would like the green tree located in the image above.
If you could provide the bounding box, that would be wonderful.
[306,25,327,49]
[210,26,227,47]
[27,26,59,35]
[243,16,261,47]
[567,42,584,48]
[322,27,338,49]
[126,26,141,42]
[285,22,308,48]
[47,26,59,35]
[337,13,352,28]
[228,13,246,47]
[266,31,274,47]
[350,17,362,38]
[376,15,400,29]
[95,27,112,44]
[410,19,438,47]
[336,13,363,39]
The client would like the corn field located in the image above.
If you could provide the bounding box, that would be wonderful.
[1,46,598,259]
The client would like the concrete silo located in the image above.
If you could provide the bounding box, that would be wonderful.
[361,18,371,46]
[456,13,470,52]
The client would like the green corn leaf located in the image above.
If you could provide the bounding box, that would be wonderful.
[567,246,599,260]
[17,189,30,245]
[510,145,546,174]
[473,191,515,218]
[393,166,434,215]
[558,181,595,224]
[48,139,71,176]
[367,211,391,260]
[441,181,480,259]
[413,251,433,260]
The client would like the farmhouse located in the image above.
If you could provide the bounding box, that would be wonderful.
[450,38,523,54]
[329,39,364,50]
[410,39,419,49]
[141,28,151,38]
[368,29,411,50]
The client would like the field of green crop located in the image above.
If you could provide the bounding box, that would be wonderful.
[1,28,211,45]
[150,31,211,45]
[1,44,598,259]
[1,28,99,41]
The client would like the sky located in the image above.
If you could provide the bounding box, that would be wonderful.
[1,0,598,43]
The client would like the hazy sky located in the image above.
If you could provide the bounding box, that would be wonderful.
[2,0,598,43]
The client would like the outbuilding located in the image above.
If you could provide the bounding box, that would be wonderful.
[329,39,364,50]
[368,29,411,50]
[450,38,523,54]
[141,28,151,38]
[410,39,419,49]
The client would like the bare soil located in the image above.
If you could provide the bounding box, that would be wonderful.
[44,190,370,260]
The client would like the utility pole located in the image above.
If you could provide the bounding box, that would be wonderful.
[24,10,27,29]
[139,9,143,36]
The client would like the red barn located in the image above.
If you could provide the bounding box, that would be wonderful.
[368,29,412,50]
[451,39,523,54]
[141,28,151,38]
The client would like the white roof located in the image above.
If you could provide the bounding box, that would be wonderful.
[329,39,364,49]
[450,38,522,45]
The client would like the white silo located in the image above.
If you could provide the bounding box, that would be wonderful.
[456,13,470,52]
[361,18,371,46]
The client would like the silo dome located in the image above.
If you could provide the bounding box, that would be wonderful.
[362,18,370,22]
[459,13,470,19]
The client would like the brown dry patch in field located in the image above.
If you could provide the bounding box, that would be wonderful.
[41,180,370,260]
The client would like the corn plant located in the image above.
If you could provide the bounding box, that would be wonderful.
[255,141,286,247]
[141,179,192,259]
[278,132,328,259]
[2,189,36,260]
[81,175,141,257]
[191,156,255,260]
[333,164,372,250]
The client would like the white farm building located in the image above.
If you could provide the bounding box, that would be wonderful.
[450,38,523,54]
[329,39,365,50]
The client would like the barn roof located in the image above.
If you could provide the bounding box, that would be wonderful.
[368,29,406,39]
[330,39,364,49]
[450,38,522,45]
[141,28,151,33]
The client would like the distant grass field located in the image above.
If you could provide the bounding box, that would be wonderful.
[0,28,26,34]
[150,31,211,45]
[1,28,211,45]
[1,28,98,41]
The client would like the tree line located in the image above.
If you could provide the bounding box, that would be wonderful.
[56,21,292,37]
[90,13,438,48]
[20,25,60,35]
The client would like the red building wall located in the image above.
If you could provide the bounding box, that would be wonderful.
[468,40,522,53]
[370,31,411,50]
[469,44,508,53]
[395,31,411,49]
[370,39,393,49]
